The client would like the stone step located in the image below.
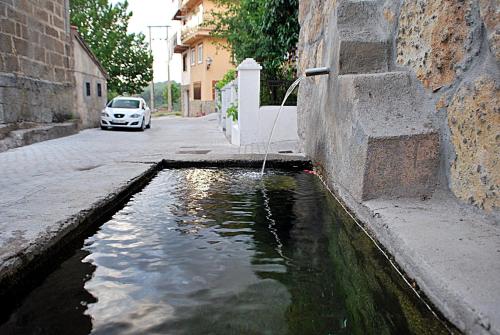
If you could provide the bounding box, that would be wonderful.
[0,122,39,140]
[0,122,78,152]
[0,124,16,140]
[333,0,390,75]
[337,0,382,30]
[339,71,434,137]
[334,71,440,201]
[335,39,390,74]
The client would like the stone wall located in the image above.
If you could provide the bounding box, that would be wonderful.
[0,0,74,124]
[72,28,107,129]
[297,0,499,212]
[188,100,215,117]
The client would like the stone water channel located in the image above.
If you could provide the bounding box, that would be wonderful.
[0,168,452,334]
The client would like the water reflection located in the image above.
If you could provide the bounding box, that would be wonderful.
[0,169,450,335]
[0,249,96,335]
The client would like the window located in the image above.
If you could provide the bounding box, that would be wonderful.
[197,44,203,64]
[191,48,195,66]
[97,83,102,97]
[193,82,201,100]
[85,82,91,96]
[183,54,187,72]
[109,99,141,108]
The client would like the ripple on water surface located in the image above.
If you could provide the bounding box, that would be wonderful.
[0,169,451,335]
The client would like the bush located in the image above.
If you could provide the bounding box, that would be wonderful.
[227,104,238,121]
[216,69,237,90]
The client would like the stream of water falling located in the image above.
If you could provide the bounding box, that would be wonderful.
[260,76,306,176]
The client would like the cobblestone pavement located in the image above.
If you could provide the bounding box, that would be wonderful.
[0,114,302,280]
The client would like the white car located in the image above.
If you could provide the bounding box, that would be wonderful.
[101,97,151,131]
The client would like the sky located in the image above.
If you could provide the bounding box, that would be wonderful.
[111,0,182,83]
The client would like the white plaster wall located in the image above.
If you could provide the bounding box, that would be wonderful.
[181,51,190,86]
[220,58,299,146]
[231,122,240,145]
[258,106,298,144]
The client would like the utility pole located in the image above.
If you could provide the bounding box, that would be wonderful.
[148,26,155,112]
[147,25,171,113]
[166,28,172,113]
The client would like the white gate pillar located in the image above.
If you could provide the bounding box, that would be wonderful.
[237,58,262,146]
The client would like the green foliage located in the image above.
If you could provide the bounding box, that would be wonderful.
[215,69,237,112]
[140,82,165,107]
[70,0,153,94]
[107,90,120,102]
[226,103,238,121]
[163,81,181,111]
[208,0,299,80]
[138,81,181,110]
[215,69,237,90]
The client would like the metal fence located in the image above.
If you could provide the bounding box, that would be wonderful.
[260,79,298,106]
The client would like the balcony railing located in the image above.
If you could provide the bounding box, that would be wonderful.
[180,0,201,11]
[172,32,189,53]
[180,23,213,44]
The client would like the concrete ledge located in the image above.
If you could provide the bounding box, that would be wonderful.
[0,163,161,305]
[0,72,73,124]
[0,122,78,153]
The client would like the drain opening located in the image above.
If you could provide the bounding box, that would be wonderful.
[176,150,211,154]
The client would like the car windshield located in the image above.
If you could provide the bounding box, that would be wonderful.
[109,99,141,109]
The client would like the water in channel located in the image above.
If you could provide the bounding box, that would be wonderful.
[0,169,451,335]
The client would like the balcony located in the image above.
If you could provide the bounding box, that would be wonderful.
[180,25,212,45]
[172,32,189,54]
[180,0,202,12]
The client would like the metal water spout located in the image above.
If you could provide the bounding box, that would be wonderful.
[260,67,331,176]
[305,67,330,77]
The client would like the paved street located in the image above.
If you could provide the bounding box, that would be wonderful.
[0,114,301,282]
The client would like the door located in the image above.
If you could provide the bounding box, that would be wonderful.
[183,90,190,117]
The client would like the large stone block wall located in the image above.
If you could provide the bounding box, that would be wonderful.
[0,0,74,123]
[298,0,499,212]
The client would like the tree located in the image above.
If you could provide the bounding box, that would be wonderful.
[163,82,181,111]
[140,82,167,107]
[208,0,299,80]
[70,0,153,95]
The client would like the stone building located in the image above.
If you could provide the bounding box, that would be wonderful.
[0,0,109,151]
[71,26,108,129]
[0,0,74,124]
[297,0,499,212]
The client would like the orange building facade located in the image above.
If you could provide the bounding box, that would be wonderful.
[172,0,234,117]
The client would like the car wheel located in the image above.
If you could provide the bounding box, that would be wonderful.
[146,119,151,129]
[101,126,107,130]
[140,117,146,131]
